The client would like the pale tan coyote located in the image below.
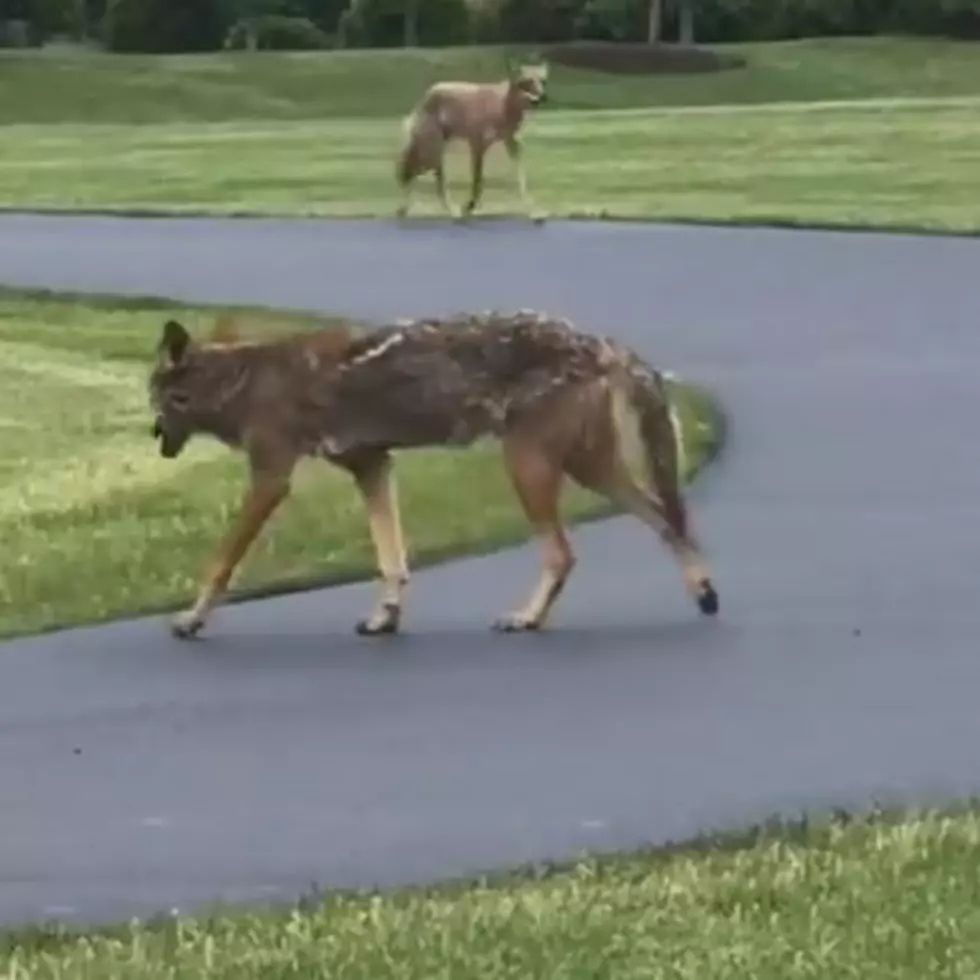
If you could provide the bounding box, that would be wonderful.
[395,57,550,221]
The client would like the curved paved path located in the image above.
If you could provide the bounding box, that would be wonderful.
[1,213,979,929]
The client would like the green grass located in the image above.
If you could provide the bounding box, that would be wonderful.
[0,289,722,641]
[1,37,979,123]
[5,804,980,977]
[1,38,979,231]
[2,95,977,231]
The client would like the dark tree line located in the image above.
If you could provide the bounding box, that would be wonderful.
[2,0,978,52]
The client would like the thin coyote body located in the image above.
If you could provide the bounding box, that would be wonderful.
[395,59,549,221]
[148,310,719,640]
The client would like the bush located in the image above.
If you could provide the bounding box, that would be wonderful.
[494,0,585,42]
[224,13,331,48]
[303,0,348,31]
[102,0,230,51]
[899,0,980,38]
[339,0,471,47]
[574,0,642,41]
[0,16,42,45]
[678,0,980,42]
[480,0,980,44]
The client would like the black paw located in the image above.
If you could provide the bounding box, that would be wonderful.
[696,579,719,616]
[491,615,541,633]
[355,605,401,637]
[170,612,204,640]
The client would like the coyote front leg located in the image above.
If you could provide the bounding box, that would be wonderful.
[504,134,545,221]
[171,462,293,639]
[463,141,486,218]
[434,161,462,221]
[352,453,409,636]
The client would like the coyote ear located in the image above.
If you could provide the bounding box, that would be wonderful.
[160,319,191,366]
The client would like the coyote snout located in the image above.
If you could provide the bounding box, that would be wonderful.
[395,57,550,222]
[148,320,200,459]
[152,414,190,459]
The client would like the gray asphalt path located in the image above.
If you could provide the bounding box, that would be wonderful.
[1,213,979,929]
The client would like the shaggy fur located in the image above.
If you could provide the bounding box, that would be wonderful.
[148,309,718,640]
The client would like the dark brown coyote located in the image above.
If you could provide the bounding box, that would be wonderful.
[395,57,549,221]
[148,310,719,640]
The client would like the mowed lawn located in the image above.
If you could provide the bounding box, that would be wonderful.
[1,98,977,230]
[0,37,979,230]
[5,806,980,978]
[0,291,721,640]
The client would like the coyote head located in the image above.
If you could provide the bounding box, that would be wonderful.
[509,59,549,106]
[148,319,208,459]
[149,318,250,459]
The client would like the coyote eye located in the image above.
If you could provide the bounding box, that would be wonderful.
[169,391,190,410]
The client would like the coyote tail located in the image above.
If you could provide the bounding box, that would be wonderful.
[396,104,444,187]
[604,345,689,540]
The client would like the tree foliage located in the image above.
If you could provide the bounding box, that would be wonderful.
[9,0,980,51]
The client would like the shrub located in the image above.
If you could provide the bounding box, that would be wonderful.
[482,0,980,44]
[574,0,642,41]
[339,0,471,47]
[0,17,42,45]
[224,13,331,48]
[494,0,585,42]
[102,0,230,52]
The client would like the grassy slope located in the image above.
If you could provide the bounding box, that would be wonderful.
[0,37,978,122]
[2,98,974,230]
[0,38,979,230]
[5,805,980,977]
[0,290,721,640]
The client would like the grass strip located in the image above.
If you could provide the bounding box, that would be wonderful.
[1,96,977,233]
[2,804,978,978]
[0,289,722,641]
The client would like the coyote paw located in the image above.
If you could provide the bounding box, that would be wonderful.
[491,613,541,634]
[170,610,205,640]
[355,603,401,637]
[695,579,719,616]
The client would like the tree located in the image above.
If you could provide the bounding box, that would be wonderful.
[646,0,661,41]
[676,0,693,42]
[403,0,418,44]
[103,0,230,51]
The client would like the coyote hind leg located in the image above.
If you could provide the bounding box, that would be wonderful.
[351,452,409,637]
[493,436,576,633]
[396,176,414,219]
[433,159,462,221]
[504,134,546,222]
[612,477,718,616]
[565,446,719,617]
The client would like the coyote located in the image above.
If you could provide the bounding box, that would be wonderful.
[395,57,549,221]
[148,309,719,640]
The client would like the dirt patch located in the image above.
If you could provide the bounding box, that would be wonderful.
[545,41,745,75]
